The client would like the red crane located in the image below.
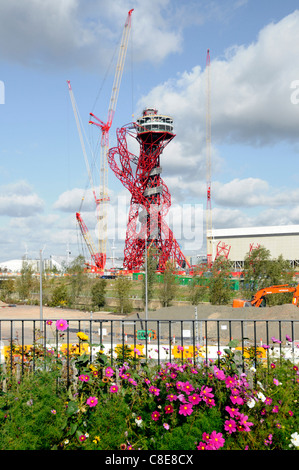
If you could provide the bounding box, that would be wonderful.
[88,9,133,272]
[68,10,133,273]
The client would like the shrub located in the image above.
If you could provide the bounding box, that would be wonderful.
[0,323,298,451]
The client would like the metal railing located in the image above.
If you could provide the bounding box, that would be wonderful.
[1,318,298,385]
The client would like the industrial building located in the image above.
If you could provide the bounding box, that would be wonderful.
[212,225,299,270]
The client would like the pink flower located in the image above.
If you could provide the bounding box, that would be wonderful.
[188,393,201,405]
[151,410,160,421]
[163,423,170,430]
[213,366,226,380]
[200,386,214,399]
[230,394,244,405]
[225,405,240,418]
[224,419,236,434]
[51,409,56,414]
[86,396,98,407]
[183,381,194,395]
[109,384,118,393]
[272,405,279,413]
[79,435,86,442]
[128,378,137,386]
[225,376,236,388]
[238,413,253,432]
[176,380,185,391]
[265,397,272,406]
[179,403,193,416]
[167,393,177,402]
[55,319,68,331]
[209,431,225,449]
[105,366,114,377]
[205,397,216,408]
[149,386,160,396]
[79,374,90,382]
[46,320,53,325]
[177,393,186,403]
[196,441,207,450]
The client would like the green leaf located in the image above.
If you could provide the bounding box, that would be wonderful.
[66,401,78,416]
[70,422,78,435]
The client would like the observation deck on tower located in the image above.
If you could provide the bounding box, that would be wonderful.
[135,108,174,141]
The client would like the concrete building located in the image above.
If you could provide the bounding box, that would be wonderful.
[212,225,299,270]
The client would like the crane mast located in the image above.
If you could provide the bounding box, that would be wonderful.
[206,49,213,268]
[89,9,133,272]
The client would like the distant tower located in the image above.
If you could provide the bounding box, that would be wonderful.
[108,108,190,271]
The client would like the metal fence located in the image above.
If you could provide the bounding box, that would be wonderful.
[1,318,298,385]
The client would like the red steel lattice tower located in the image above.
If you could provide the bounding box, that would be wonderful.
[108,108,190,271]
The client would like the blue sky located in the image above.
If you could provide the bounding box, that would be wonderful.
[0,0,299,266]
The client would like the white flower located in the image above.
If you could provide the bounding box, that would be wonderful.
[135,417,143,427]
[290,432,299,447]
[247,398,256,409]
[257,392,266,402]
[257,381,265,390]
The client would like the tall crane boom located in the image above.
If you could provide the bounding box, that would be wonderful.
[89,9,133,272]
[206,49,212,268]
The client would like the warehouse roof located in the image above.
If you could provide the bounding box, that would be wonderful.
[212,225,299,238]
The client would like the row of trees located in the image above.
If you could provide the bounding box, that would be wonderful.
[0,246,295,311]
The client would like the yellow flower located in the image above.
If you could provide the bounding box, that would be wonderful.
[93,436,101,443]
[77,332,89,342]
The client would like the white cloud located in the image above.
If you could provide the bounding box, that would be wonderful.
[0,181,44,217]
[53,187,95,212]
[0,0,183,70]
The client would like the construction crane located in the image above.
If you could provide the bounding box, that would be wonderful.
[206,49,213,269]
[88,9,134,272]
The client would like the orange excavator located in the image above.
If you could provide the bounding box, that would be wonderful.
[233,284,299,308]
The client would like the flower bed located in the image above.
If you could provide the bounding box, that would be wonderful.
[0,319,298,450]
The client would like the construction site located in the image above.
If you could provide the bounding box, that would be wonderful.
[65,9,299,299]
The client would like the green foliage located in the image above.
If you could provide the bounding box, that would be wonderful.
[15,262,37,301]
[209,256,233,305]
[0,369,67,450]
[0,278,15,302]
[114,275,132,314]
[157,261,176,307]
[189,275,208,305]
[0,330,298,450]
[67,255,88,306]
[91,278,107,309]
[242,246,295,305]
[50,283,69,307]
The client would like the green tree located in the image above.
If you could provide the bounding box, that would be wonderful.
[91,278,107,310]
[0,278,15,302]
[189,277,207,305]
[209,256,232,305]
[50,283,69,307]
[243,246,294,306]
[67,255,88,306]
[243,246,272,294]
[157,261,176,307]
[115,275,132,314]
[15,261,36,301]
